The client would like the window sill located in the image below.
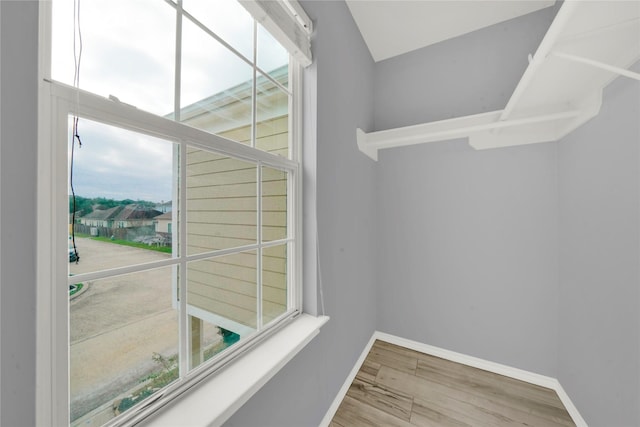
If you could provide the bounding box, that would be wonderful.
[140,314,330,427]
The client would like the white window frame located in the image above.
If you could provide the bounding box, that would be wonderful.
[36,1,305,425]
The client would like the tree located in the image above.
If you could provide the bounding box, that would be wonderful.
[69,195,160,216]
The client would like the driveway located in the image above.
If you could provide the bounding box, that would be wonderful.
[68,238,218,423]
[69,238,175,421]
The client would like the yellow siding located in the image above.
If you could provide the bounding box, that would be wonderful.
[185,210,285,227]
[262,245,287,324]
[188,294,257,328]
[185,114,288,331]
[188,168,257,186]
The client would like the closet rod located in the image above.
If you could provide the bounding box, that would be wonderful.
[552,51,640,82]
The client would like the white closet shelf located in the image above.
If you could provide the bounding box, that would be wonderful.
[358,0,640,160]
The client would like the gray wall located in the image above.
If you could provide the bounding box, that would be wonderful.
[374,4,559,131]
[373,3,639,423]
[0,1,378,425]
[224,1,378,425]
[558,63,640,427]
[374,6,560,376]
[0,1,39,426]
[3,1,637,426]
[376,140,560,376]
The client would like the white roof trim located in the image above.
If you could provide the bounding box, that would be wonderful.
[358,0,640,159]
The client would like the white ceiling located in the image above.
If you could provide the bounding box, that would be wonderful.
[345,0,556,62]
[355,0,640,158]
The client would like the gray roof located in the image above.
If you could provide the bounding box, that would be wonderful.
[81,204,162,221]
[155,211,172,220]
[81,206,122,220]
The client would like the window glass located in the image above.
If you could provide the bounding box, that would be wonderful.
[187,251,257,370]
[183,0,254,62]
[186,147,257,255]
[51,0,175,116]
[257,23,289,87]
[256,72,290,157]
[262,244,287,325]
[180,18,253,142]
[50,0,300,425]
[262,166,287,242]
[68,118,175,275]
[70,266,179,424]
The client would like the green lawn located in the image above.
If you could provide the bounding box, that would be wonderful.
[75,234,172,254]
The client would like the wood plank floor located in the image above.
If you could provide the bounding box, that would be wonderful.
[330,340,576,427]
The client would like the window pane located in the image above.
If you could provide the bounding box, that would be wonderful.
[51,0,176,116]
[180,19,253,143]
[50,0,301,422]
[187,251,257,370]
[257,23,289,88]
[262,244,287,325]
[186,147,257,255]
[187,315,241,369]
[256,72,289,157]
[70,266,179,424]
[262,166,287,242]
[182,0,254,62]
[68,119,175,276]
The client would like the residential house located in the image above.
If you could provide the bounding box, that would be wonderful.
[113,205,162,229]
[1,1,638,427]
[78,204,162,229]
[77,206,121,228]
[154,211,173,234]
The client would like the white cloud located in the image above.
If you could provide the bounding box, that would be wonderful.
[53,0,288,203]
[70,118,174,203]
[52,0,176,115]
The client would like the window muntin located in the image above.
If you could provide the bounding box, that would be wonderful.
[48,1,301,425]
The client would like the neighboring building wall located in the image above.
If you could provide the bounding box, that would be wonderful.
[558,62,640,427]
[224,0,378,425]
[155,215,171,233]
[374,6,560,377]
[184,97,288,331]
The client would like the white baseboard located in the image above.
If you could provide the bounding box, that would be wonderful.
[553,381,588,427]
[319,331,587,427]
[318,334,378,427]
